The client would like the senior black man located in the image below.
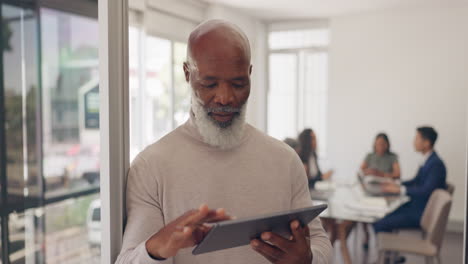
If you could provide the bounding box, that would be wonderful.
[115,19,332,264]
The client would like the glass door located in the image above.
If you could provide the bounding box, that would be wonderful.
[0,1,100,263]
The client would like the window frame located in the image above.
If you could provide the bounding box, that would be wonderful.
[267,37,329,157]
[0,4,9,262]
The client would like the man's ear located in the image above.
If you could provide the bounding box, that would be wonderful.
[183,62,190,82]
[249,65,253,75]
[423,140,431,151]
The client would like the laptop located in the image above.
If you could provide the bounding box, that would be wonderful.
[310,189,333,201]
[357,172,400,197]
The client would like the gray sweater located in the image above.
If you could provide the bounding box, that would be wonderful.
[115,118,332,264]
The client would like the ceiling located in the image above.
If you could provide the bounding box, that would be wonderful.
[198,0,467,21]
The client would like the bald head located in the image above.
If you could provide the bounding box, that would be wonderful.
[184,20,252,148]
[186,19,251,69]
[183,19,252,131]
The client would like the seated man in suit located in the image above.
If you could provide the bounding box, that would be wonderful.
[373,126,447,233]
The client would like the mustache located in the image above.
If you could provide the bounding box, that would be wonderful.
[206,106,241,115]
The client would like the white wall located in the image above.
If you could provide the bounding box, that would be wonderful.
[328,5,468,223]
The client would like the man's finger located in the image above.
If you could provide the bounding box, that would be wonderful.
[303,224,311,247]
[201,208,231,222]
[199,224,212,235]
[186,206,230,226]
[260,232,291,252]
[180,204,208,225]
[182,204,217,225]
[291,220,307,245]
[251,239,283,263]
[174,223,213,245]
[204,214,232,223]
[170,226,196,248]
[192,226,209,244]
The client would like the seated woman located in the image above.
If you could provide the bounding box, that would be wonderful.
[298,128,333,188]
[361,133,400,179]
[356,133,400,251]
[298,129,336,248]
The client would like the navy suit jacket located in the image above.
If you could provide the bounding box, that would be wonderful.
[402,151,447,218]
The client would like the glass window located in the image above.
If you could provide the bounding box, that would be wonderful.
[269,29,329,50]
[6,194,100,263]
[145,36,172,145]
[268,29,329,157]
[129,32,190,161]
[267,53,298,140]
[1,2,100,263]
[301,52,328,156]
[44,195,100,263]
[3,2,41,212]
[40,8,100,197]
[173,42,189,127]
[8,211,41,263]
[2,4,41,263]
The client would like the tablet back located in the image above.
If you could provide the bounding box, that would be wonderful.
[192,204,327,255]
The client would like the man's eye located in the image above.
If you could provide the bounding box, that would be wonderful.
[203,83,217,89]
[232,83,246,89]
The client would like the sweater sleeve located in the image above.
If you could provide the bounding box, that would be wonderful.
[115,155,173,264]
[290,154,333,264]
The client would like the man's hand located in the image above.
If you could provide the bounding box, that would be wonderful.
[250,220,313,264]
[145,204,231,259]
[381,182,400,194]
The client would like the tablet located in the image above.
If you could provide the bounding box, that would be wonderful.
[192,204,327,255]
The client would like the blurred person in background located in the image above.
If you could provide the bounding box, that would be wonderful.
[283,137,300,154]
[374,126,447,233]
[361,133,400,179]
[298,128,333,189]
[359,133,400,248]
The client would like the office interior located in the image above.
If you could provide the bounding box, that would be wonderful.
[0,0,467,263]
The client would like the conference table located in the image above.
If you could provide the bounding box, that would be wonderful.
[310,181,409,264]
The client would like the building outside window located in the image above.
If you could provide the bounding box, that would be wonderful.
[1,1,100,263]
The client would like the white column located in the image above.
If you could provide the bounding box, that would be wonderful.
[98,0,129,263]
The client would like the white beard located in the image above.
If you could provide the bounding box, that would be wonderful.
[191,93,247,150]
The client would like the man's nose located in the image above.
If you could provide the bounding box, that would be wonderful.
[213,82,235,106]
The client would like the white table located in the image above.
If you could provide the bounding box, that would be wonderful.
[310,181,409,264]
